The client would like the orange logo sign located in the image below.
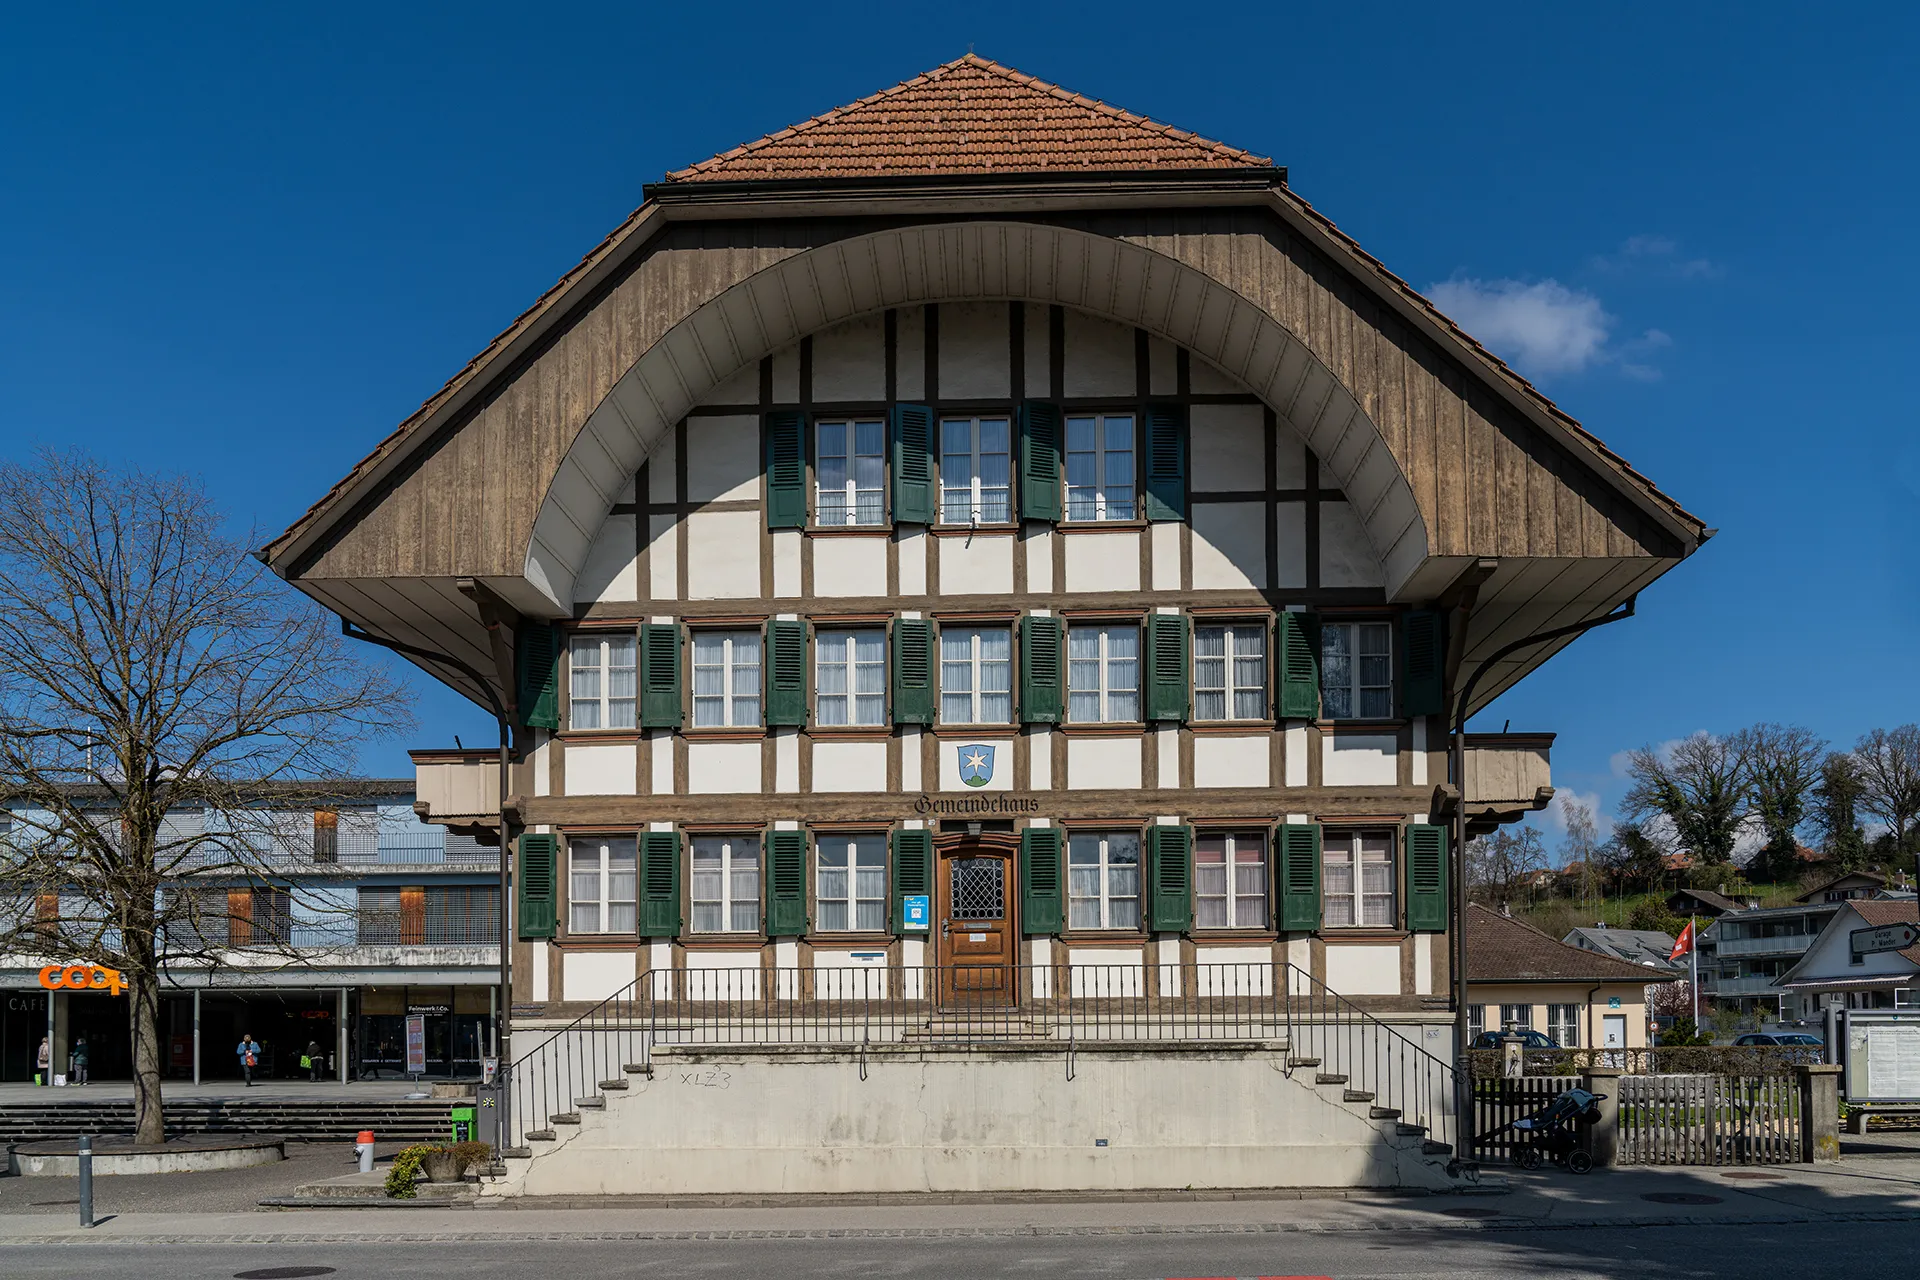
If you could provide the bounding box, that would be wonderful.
[38,965,124,996]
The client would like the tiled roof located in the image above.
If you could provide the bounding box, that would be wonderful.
[1669,887,1742,914]
[1849,899,1920,966]
[1468,904,1665,984]
[663,54,1271,183]
[1795,870,1885,903]
[1563,927,1684,970]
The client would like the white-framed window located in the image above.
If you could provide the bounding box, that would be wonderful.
[1068,830,1142,930]
[692,629,762,728]
[1468,1004,1487,1040]
[569,633,637,730]
[1320,620,1393,719]
[1547,1003,1580,1048]
[815,629,886,727]
[568,836,636,935]
[690,834,760,933]
[1067,624,1140,723]
[1193,622,1267,721]
[1500,1003,1534,1032]
[1323,829,1395,928]
[939,416,1012,523]
[1064,413,1136,521]
[816,834,887,933]
[1195,831,1268,929]
[939,626,1012,724]
[816,418,885,526]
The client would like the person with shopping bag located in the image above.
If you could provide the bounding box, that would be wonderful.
[237,1033,260,1086]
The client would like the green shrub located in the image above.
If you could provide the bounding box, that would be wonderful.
[450,1140,493,1176]
[384,1144,434,1199]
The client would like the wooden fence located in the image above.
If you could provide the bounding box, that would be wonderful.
[1470,1075,1583,1162]
[1618,1074,1802,1166]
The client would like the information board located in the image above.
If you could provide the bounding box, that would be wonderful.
[405,1014,427,1076]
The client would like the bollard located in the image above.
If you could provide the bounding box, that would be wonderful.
[78,1134,94,1228]
[356,1129,375,1174]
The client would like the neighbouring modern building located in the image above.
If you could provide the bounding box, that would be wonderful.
[1561,925,1683,975]
[1467,905,1658,1050]
[1775,897,1920,1020]
[259,55,1706,1191]
[1697,873,1896,1019]
[0,784,500,1083]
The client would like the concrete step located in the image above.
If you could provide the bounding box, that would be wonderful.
[1342,1090,1375,1104]
[550,1113,581,1126]
[522,1131,555,1144]
[904,1021,1052,1040]
[1314,1073,1348,1086]
[599,1079,629,1091]
[1286,1056,1321,1069]
[499,1147,532,1159]
[576,1097,606,1110]
[623,1064,653,1076]
[0,1099,462,1144]
[1396,1122,1428,1137]
[1368,1105,1400,1120]
[1423,1140,1454,1156]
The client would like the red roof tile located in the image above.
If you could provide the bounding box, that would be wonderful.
[663,54,1270,183]
[1467,903,1666,984]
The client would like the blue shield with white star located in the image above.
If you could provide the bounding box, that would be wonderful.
[957,744,995,787]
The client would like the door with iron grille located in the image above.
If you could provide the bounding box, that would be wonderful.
[936,846,1016,1007]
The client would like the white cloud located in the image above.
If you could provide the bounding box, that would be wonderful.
[1427,277,1612,377]
[1595,234,1721,280]
[1542,788,1612,839]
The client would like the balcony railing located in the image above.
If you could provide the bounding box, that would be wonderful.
[163,912,501,950]
[1707,975,1788,996]
[1714,934,1817,958]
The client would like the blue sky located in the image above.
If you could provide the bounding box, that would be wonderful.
[4,4,1914,851]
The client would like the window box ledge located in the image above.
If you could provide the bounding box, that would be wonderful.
[682,727,768,741]
[808,525,895,538]
[1189,720,1278,735]
[932,523,1021,537]
[809,934,896,947]
[1059,520,1148,533]
[1059,722,1147,737]
[1319,929,1411,943]
[810,726,894,740]
[680,935,769,949]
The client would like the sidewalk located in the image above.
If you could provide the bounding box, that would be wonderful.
[4,1156,1920,1245]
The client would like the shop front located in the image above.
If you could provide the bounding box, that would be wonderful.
[355,984,495,1080]
[2,988,50,1082]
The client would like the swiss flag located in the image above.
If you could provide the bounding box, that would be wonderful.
[1670,920,1695,960]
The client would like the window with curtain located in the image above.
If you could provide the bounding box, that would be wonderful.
[569,632,638,730]
[815,834,886,932]
[1067,625,1140,723]
[939,416,1012,523]
[1323,829,1395,928]
[815,629,886,726]
[939,626,1012,724]
[691,834,761,933]
[1067,831,1141,930]
[1319,620,1393,719]
[1193,623,1267,721]
[1195,831,1267,929]
[1064,413,1136,521]
[816,418,885,526]
[569,837,636,934]
[692,629,762,727]
[1547,1003,1580,1048]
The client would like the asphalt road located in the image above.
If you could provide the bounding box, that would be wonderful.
[0,1220,1903,1279]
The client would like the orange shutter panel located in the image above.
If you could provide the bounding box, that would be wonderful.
[228,889,253,946]
[400,887,427,945]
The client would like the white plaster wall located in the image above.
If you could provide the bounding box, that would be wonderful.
[648,433,678,501]
[565,743,637,796]
[811,314,886,402]
[1068,948,1144,997]
[898,528,927,594]
[1025,528,1054,593]
[772,530,801,597]
[1147,335,1177,395]
[529,940,549,1000]
[813,536,888,597]
[685,510,760,598]
[1323,735,1399,787]
[896,307,925,400]
[680,949,762,1001]
[938,737,1015,791]
[810,949,889,1000]
[685,416,760,503]
[938,534,1014,595]
[811,740,888,793]
[774,729,800,793]
[1067,736,1143,790]
[1027,727,1053,789]
[1275,503,1307,589]
[1060,311,1135,398]
[1190,404,1266,492]
[1064,532,1140,592]
[576,514,637,604]
[562,950,637,1003]
[687,740,763,794]
[938,301,1010,400]
[649,730,672,795]
[1150,521,1181,591]
[1323,944,1403,996]
[1192,735,1270,789]
[1274,430,1307,489]
[1190,503,1265,591]
[1415,933,1434,996]
[1194,947,1275,995]
[647,515,679,600]
[1321,500,1386,588]
[770,347,799,403]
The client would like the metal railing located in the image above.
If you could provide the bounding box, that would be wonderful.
[504,962,1458,1155]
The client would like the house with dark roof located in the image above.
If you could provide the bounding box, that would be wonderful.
[1470,905,1663,1050]
[1561,925,1684,974]
[1775,898,1920,1020]
[259,54,1707,1195]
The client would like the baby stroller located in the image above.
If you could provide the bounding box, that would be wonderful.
[1487,1085,1605,1173]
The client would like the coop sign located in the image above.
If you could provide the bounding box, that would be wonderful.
[38,964,125,996]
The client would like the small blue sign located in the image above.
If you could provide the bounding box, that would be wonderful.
[958,743,996,787]
[1608,996,1621,1009]
[902,894,931,931]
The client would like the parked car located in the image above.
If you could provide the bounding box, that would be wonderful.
[1734,1032,1824,1047]
[1470,1029,1559,1050]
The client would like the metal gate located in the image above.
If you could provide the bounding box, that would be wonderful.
[1618,1074,1801,1165]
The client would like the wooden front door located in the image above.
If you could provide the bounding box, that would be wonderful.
[935,844,1016,1008]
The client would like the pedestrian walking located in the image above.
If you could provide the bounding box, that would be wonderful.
[303,1039,323,1082]
[237,1033,260,1086]
[69,1035,89,1085]
[35,1036,50,1086]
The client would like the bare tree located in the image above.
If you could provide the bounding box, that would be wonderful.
[1853,726,1920,870]
[1465,826,1549,906]
[0,452,411,1143]
[1621,733,1750,866]
[1814,751,1870,872]
[1734,723,1826,883]
[1560,797,1602,901]
[1593,820,1670,894]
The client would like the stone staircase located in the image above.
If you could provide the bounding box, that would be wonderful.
[0,1098,461,1145]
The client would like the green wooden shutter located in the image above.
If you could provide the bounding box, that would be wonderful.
[1276,823,1322,932]
[639,830,682,938]
[890,828,932,935]
[1020,827,1063,935]
[1147,825,1193,932]
[765,828,808,937]
[1144,613,1190,722]
[891,403,934,525]
[1276,611,1321,720]
[1405,824,1449,932]
[1143,400,1187,521]
[892,618,934,725]
[639,623,683,728]
[765,410,807,529]
[766,620,809,727]
[1019,614,1063,724]
[516,833,556,940]
[515,624,560,730]
[1018,400,1063,522]
[1402,610,1445,718]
